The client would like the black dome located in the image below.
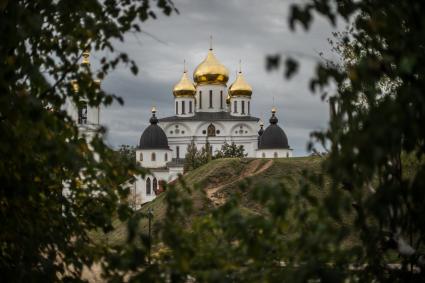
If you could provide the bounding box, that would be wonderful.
[258,111,290,149]
[139,111,169,149]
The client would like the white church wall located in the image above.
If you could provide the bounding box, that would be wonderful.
[256,149,293,158]
[194,121,226,136]
[162,119,262,158]
[174,97,195,117]
[195,84,228,112]
[134,170,169,205]
[228,122,256,136]
[230,96,251,117]
[163,122,192,137]
[65,98,99,126]
[168,165,184,182]
[136,149,171,168]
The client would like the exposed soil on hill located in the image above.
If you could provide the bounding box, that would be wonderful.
[206,159,273,206]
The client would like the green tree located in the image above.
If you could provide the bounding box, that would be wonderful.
[214,142,246,158]
[184,140,217,172]
[184,140,198,172]
[0,0,176,281]
[266,0,425,280]
[116,144,137,167]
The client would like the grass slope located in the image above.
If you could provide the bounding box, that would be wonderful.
[94,157,323,245]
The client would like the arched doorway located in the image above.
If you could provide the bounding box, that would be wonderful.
[207,123,216,137]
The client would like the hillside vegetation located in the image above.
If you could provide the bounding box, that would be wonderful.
[95,157,325,245]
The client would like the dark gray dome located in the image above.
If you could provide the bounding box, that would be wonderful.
[139,111,169,149]
[258,111,290,149]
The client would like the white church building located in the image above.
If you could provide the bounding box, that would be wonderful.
[134,46,293,204]
[68,47,293,205]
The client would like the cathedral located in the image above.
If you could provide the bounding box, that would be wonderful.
[135,46,292,204]
[67,46,292,205]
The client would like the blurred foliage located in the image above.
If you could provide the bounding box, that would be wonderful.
[116,144,137,167]
[0,0,176,281]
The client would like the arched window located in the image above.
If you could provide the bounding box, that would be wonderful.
[274,152,278,158]
[176,146,180,159]
[242,100,245,114]
[78,102,88,125]
[234,100,237,113]
[209,90,213,108]
[151,152,156,161]
[139,152,143,161]
[220,91,223,109]
[248,101,250,115]
[182,100,185,114]
[165,153,168,162]
[207,123,216,137]
[262,153,266,158]
[146,177,151,195]
[189,101,193,113]
[199,91,202,109]
[175,101,179,115]
[153,178,158,193]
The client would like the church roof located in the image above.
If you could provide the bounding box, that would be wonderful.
[258,109,290,150]
[139,108,170,149]
[159,112,260,122]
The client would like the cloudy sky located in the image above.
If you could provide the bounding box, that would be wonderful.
[96,0,340,156]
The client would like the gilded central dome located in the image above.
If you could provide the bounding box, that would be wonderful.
[173,71,196,97]
[193,49,229,85]
[228,71,252,97]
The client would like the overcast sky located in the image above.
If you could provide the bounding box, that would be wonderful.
[96,0,340,156]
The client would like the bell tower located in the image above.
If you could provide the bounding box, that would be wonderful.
[66,50,101,139]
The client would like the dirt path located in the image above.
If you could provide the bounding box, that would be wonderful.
[207,159,273,206]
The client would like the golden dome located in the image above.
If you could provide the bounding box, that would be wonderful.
[173,71,196,97]
[193,49,229,85]
[228,70,252,97]
[81,50,90,65]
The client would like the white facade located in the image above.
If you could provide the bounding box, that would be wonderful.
[195,85,228,112]
[229,96,251,117]
[160,119,260,158]
[256,149,293,158]
[175,97,195,117]
[136,148,171,168]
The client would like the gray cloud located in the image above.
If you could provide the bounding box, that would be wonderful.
[96,0,339,156]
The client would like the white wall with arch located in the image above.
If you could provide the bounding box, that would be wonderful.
[136,149,171,168]
[256,149,293,158]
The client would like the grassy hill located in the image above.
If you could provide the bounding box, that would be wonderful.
[94,156,325,245]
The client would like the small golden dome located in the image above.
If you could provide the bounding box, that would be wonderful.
[193,49,229,85]
[81,50,90,65]
[228,71,252,97]
[173,71,196,97]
